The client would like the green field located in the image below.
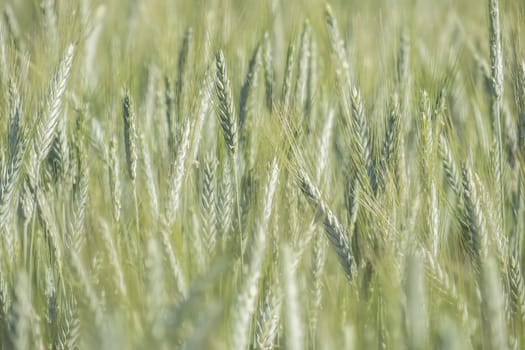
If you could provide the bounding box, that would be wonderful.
[0,0,524,349]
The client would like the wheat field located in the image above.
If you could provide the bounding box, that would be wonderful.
[0,0,524,349]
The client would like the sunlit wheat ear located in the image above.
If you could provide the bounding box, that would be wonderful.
[304,53,317,132]
[57,295,80,350]
[7,79,21,159]
[324,3,352,89]
[378,94,400,191]
[281,42,296,110]
[439,134,462,198]
[309,231,327,338]
[201,154,218,255]
[350,87,375,193]
[141,135,159,220]
[165,119,191,226]
[294,21,311,113]
[488,0,505,238]
[190,68,214,162]
[507,240,525,327]
[122,89,138,182]
[68,153,88,254]
[218,158,234,240]
[344,170,360,238]
[160,228,187,298]
[424,250,469,324]
[0,81,25,228]
[29,44,75,185]
[100,220,127,299]
[418,91,439,255]
[108,136,122,223]
[255,284,281,350]
[297,169,354,281]
[231,159,279,350]
[70,249,102,323]
[315,108,335,183]
[461,164,485,271]
[488,0,503,102]
[46,109,69,182]
[215,50,237,154]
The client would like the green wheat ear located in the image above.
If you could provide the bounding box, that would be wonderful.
[215,50,238,155]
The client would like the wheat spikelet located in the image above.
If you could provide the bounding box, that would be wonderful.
[488,0,505,244]
[201,154,218,255]
[100,220,127,299]
[68,152,88,255]
[165,119,191,225]
[507,239,525,326]
[0,129,25,227]
[305,34,318,124]
[297,169,354,281]
[461,164,486,271]
[281,42,296,110]
[489,0,503,101]
[7,79,21,159]
[379,94,400,190]
[439,134,462,198]
[231,159,279,350]
[160,228,187,298]
[108,136,121,223]
[350,87,375,193]
[218,157,234,240]
[29,44,75,184]
[262,32,274,111]
[239,44,262,129]
[141,135,159,220]
[122,89,138,182]
[315,108,335,183]
[215,50,237,154]
[176,26,193,116]
[325,3,351,91]
[309,231,327,339]
[294,21,311,113]
[56,295,80,350]
[190,68,213,162]
[424,250,469,324]
[255,285,281,350]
